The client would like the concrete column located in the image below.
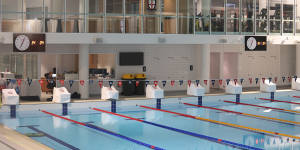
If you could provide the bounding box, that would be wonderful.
[296,45,300,76]
[197,44,210,93]
[79,44,89,99]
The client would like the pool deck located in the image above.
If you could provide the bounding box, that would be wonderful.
[0,124,53,150]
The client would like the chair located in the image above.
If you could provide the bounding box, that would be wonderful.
[187,83,205,96]
[260,79,276,92]
[225,81,242,94]
[52,87,71,103]
[2,89,19,105]
[146,85,164,99]
[101,86,119,100]
[292,78,300,91]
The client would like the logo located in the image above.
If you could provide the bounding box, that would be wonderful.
[148,0,156,10]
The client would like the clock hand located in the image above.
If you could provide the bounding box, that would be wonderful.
[20,38,25,48]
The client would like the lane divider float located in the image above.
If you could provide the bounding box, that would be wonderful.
[40,110,164,150]
[223,100,300,114]
[183,103,300,126]
[139,105,300,140]
[91,108,261,150]
[293,96,300,99]
[259,98,300,105]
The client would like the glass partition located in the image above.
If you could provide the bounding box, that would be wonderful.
[1,0,23,32]
[143,0,161,33]
[297,0,300,34]
[45,0,65,32]
[66,0,85,33]
[88,0,104,33]
[269,0,281,34]
[226,0,239,33]
[178,0,194,34]
[211,0,225,33]
[161,0,176,34]
[256,0,268,34]
[24,0,44,33]
[125,0,142,33]
[195,0,210,34]
[106,0,124,33]
[282,0,294,34]
[241,0,254,34]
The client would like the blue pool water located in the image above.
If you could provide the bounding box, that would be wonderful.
[1,96,300,150]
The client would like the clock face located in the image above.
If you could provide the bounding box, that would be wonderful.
[246,37,257,50]
[15,35,30,51]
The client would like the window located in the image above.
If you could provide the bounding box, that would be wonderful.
[88,0,104,33]
[1,0,23,32]
[226,0,239,33]
[125,0,142,33]
[282,0,294,34]
[195,0,210,33]
[106,0,124,33]
[45,0,65,32]
[24,0,44,33]
[241,0,254,33]
[161,0,176,34]
[269,0,281,33]
[143,0,161,33]
[256,0,268,34]
[211,0,225,33]
[178,0,194,34]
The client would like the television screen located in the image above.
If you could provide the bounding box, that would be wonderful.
[119,52,144,66]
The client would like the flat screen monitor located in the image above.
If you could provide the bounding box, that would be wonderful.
[119,52,144,66]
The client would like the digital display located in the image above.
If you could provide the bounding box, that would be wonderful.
[245,36,267,51]
[13,33,46,52]
[119,52,144,66]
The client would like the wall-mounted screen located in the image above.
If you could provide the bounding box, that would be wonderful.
[119,52,144,66]
[245,36,267,51]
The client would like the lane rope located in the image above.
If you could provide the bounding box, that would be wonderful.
[259,98,300,105]
[183,103,300,126]
[293,96,300,99]
[91,108,262,150]
[40,110,164,150]
[139,105,300,140]
[223,100,300,114]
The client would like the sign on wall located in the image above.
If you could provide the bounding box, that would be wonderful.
[245,36,267,51]
[13,33,46,52]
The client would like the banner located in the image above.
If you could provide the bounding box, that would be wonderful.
[11,79,16,84]
[211,80,215,86]
[17,79,22,86]
[171,80,175,86]
[136,81,140,87]
[282,77,286,83]
[255,78,259,84]
[27,78,32,86]
[204,80,208,85]
[179,80,183,86]
[38,79,44,87]
[118,81,122,87]
[294,76,298,82]
[234,79,238,85]
[162,81,167,87]
[196,80,200,86]
[240,79,244,85]
[98,80,103,88]
[69,80,74,88]
[60,80,64,86]
[226,79,230,85]
[89,80,94,85]
[268,77,272,83]
[6,79,11,85]
[288,76,291,82]
[145,81,149,87]
[154,81,158,87]
[80,80,85,86]
[262,78,265,84]
[187,80,191,87]
[109,81,114,87]
[274,77,278,83]
[218,80,223,86]
[249,78,253,84]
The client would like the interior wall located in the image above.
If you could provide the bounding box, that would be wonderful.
[223,52,238,79]
[40,54,56,78]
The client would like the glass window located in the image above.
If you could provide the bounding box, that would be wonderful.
[256,0,268,34]
[2,0,22,13]
[107,0,123,14]
[125,16,142,33]
[282,0,293,34]
[125,0,142,33]
[161,16,176,34]
[296,0,300,34]
[106,17,124,33]
[269,0,281,33]
[226,0,239,33]
[211,0,225,33]
[178,0,193,17]
[195,0,210,33]
[126,0,141,15]
[144,0,160,15]
[45,0,65,32]
[2,13,23,32]
[66,0,85,33]
[24,0,44,33]
[161,0,176,16]
[89,0,104,14]
[178,17,194,34]
[241,0,254,33]
[143,17,160,33]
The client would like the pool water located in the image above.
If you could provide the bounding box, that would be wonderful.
[1,97,300,150]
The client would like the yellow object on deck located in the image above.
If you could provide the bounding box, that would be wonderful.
[135,74,146,79]
[122,74,134,80]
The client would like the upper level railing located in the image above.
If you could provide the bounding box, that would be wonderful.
[1,0,299,35]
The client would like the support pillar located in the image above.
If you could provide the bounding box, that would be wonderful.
[198,44,210,93]
[296,45,300,77]
[79,44,89,99]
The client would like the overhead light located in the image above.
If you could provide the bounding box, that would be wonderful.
[263,109,272,112]
[294,107,300,110]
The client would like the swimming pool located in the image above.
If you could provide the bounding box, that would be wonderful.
[1,94,300,150]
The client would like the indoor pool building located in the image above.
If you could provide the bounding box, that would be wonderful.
[1,0,300,150]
